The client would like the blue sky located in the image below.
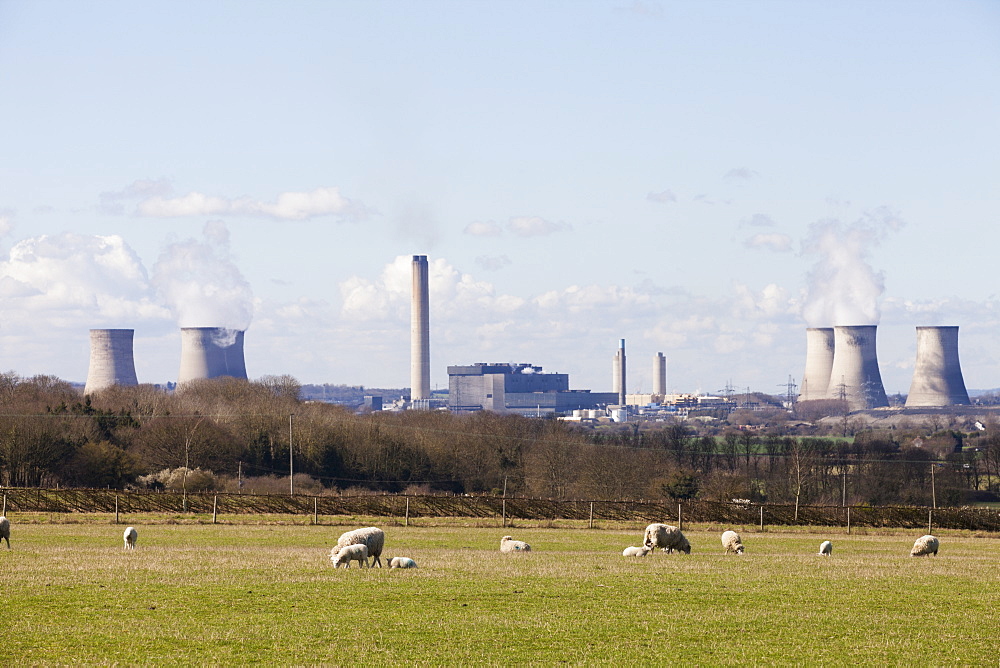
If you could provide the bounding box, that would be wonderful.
[1,0,998,395]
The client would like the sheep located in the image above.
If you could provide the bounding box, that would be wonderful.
[721,530,745,554]
[0,516,10,549]
[622,545,652,557]
[387,556,417,569]
[643,523,691,554]
[500,535,531,553]
[337,527,385,567]
[331,543,369,568]
[818,540,833,556]
[910,534,939,557]
[123,526,138,550]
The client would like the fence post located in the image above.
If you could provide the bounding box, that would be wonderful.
[588,502,594,529]
[212,495,218,524]
[502,498,506,528]
[678,503,683,532]
[847,506,851,535]
[115,494,119,525]
[928,509,933,534]
[314,497,319,525]
[405,497,410,527]
[759,505,764,532]
[2,493,5,516]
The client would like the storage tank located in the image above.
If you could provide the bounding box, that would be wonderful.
[84,329,139,394]
[905,326,970,407]
[826,325,888,410]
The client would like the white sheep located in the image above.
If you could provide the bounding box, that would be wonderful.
[500,535,531,553]
[721,530,745,554]
[818,540,833,556]
[0,516,10,549]
[331,543,369,568]
[643,523,691,554]
[123,526,138,550]
[910,534,939,557]
[622,545,652,557]
[387,556,417,569]
[337,527,385,567]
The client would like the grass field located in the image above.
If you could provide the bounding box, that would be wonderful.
[3,516,999,665]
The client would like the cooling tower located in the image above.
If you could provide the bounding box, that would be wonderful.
[905,326,970,407]
[612,339,626,405]
[653,352,666,396]
[410,255,430,401]
[84,329,139,394]
[798,327,835,401]
[177,327,248,383]
[826,325,888,410]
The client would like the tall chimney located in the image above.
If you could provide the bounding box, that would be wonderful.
[905,326,970,407]
[612,339,626,405]
[84,329,139,394]
[410,255,430,401]
[826,325,888,410]
[798,327,835,401]
[178,327,248,384]
[653,352,666,396]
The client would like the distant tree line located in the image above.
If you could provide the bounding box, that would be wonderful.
[0,372,997,507]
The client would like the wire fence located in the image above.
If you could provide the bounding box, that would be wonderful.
[2,488,999,532]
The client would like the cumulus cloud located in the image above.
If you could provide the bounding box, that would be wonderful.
[464,220,503,237]
[507,216,569,237]
[0,209,15,238]
[744,233,793,252]
[151,222,254,329]
[98,179,173,215]
[646,189,677,204]
[740,213,775,227]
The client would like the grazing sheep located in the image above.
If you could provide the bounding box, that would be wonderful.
[622,545,652,557]
[331,543,369,568]
[0,516,10,549]
[123,526,138,550]
[910,534,939,557]
[337,527,385,567]
[500,535,531,553]
[643,523,691,554]
[721,530,745,554]
[818,540,833,556]
[387,556,417,569]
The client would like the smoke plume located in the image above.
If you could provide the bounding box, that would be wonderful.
[152,221,253,330]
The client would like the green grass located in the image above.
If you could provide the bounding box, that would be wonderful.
[3,519,999,664]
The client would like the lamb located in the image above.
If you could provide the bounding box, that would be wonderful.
[818,540,833,556]
[337,527,385,567]
[123,526,138,550]
[0,516,10,549]
[910,534,939,557]
[500,535,531,553]
[721,530,745,554]
[643,523,691,554]
[387,556,418,569]
[331,543,369,568]
[622,545,652,557]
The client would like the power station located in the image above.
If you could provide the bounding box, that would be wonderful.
[177,327,248,384]
[905,326,970,407]
[826,325,889,410]
[612,339,626,405]
[799,327,835,401]
[448,362,617,415]
[84,329,139,394]
[410,254,430,404]
[653,352,666,397]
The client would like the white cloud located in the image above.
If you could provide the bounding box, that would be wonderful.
[0,209,15,237]
[740,213,775,227]
[464,220,503,237]
[475,255,511,271]
[725,167,758,180]
[99,179,173,215]
[744,233,792,252]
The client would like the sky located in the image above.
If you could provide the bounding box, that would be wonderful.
[0,0,998,396]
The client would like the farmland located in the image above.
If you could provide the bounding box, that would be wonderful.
[3,517,999,664]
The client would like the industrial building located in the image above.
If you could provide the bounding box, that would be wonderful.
[177,327,248,384]
[905,326,970,407]
[84,328,139,394]
[448,363,618,416]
